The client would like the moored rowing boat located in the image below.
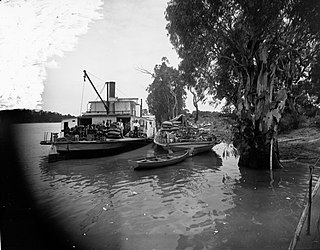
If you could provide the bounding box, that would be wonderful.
[169,142,215,156]
[130,150,189,170]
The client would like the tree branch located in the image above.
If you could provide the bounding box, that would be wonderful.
[136,66,154,77]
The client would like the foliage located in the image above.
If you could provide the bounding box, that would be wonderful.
[166,0,320,168]
[309,53,320,105]
[146,58,186,125]
[278,112,300,133]
[181,56,215,122]
[309,114,320,127]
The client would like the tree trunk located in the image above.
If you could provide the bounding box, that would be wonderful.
[287,95,300,126]
[194,105,199,123]
[234,122,281,169]
[235,43,286,169]
[169,88,178,118]
[191,89,199,123]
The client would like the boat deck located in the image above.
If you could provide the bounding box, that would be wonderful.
[41,137,147,145]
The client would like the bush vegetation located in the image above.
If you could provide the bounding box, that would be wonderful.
[0,109,75,123]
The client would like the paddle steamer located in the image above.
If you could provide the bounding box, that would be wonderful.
[41,70,156,160]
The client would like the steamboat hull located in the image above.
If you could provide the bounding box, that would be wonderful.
[51,138,150,159]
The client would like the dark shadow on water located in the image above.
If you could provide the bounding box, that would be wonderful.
[1,120,77,249]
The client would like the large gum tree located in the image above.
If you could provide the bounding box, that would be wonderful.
[146,58,186,126]
[166,0,320,169]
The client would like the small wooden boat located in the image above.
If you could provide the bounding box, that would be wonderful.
[169,142,215,156]
[131,150,189,170]
[154,137,215,156]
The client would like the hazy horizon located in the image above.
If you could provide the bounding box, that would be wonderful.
[1,0,215,116]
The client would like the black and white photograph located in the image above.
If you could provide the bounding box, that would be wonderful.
[1,0,320,249]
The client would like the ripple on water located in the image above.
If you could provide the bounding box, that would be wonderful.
[13,124,320,250]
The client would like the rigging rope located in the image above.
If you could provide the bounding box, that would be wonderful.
[84,70,133,99]
[95,83,106,101]
[86,70,110,101]
[86,70,105,83]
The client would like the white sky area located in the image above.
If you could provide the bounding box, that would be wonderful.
[0,0,215,116]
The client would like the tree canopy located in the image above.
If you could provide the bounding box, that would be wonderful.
[166,0,320,169]
[146,58,186,125]
[166,0,320,108]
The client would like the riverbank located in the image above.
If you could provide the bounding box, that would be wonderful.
[193,111,320,162]
[279,126,320,164]
[189,111,236,142]
[279,127,320,249]
[0,109,75,123]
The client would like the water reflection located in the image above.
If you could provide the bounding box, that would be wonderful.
[207,164,307,250]
[173,144,315,250]
[37,145,236,249]
[14,123,319,250]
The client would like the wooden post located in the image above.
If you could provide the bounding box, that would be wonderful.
[307,166,313,235]
[288,162,320,250]
[270,137,274,187]
[140,99,143,117]
[106,81,109,115]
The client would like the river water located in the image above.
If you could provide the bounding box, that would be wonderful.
[11,123,318,249]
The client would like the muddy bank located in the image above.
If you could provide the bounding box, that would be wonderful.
[279,127,320,165]
[193,111,320,164]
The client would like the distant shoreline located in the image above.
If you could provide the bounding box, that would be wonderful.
[0,109,75,124]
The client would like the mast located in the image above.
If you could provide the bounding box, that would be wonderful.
[106,81,109,114]
[140,99,142,117]
[83,70,109,114]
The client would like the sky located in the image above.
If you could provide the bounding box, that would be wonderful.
[1,0,214,116]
